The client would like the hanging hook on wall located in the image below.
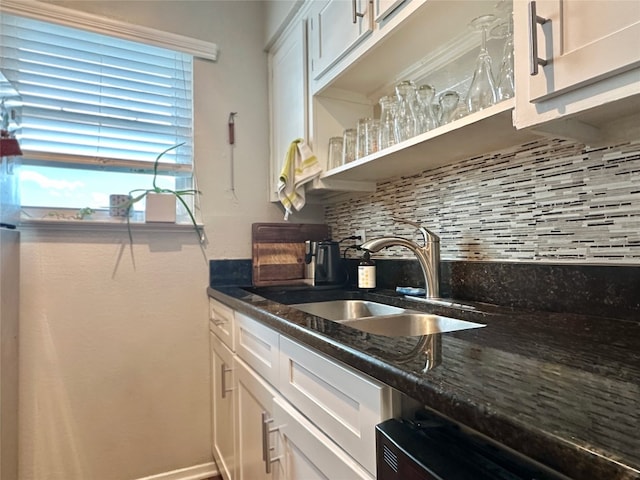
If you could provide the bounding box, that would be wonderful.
[228,112,238,200]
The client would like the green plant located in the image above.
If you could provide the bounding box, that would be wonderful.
[127,142,202,243]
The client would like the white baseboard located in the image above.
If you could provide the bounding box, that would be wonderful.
[135,461,219,480]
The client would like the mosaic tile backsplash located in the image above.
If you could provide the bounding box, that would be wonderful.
[326,138,640,264]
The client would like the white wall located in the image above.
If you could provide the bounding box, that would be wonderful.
[263,0,303,47]
[19,1,323,479]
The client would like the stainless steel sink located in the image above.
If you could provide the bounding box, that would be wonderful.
[290,299,485,337]
[290,300,408,321]
[339,313,485,337]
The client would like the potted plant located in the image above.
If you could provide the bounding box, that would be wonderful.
[126,142,203,243]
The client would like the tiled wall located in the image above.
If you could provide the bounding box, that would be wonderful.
[326,138,640,264]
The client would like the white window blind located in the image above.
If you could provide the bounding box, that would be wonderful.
[0,13,194,212]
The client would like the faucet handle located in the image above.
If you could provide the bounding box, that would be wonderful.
[393,218,440,244]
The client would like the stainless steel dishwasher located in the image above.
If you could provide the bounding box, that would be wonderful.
[376,410,568,480]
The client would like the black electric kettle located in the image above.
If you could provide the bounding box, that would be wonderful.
[304,240,343,286]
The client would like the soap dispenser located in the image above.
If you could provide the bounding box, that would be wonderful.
[358,250,376,290]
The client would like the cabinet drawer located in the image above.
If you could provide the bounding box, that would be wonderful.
[210,298,235,351]
[235,312,280,387]
[279,336,397,475]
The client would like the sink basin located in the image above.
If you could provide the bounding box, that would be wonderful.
[291,299,485,336]
[291,300,407,321]
[340,314,485,337]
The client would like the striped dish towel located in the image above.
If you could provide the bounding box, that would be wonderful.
[278,139,321,220]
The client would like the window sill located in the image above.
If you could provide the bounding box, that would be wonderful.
[19,208,203,234]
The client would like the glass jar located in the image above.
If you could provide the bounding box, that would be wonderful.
[342,128,357,164]
[378,95,397,150]
[393,80,418,142]
[327,136,344,170]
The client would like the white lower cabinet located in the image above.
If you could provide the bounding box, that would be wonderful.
[235,358,284,480]
[210,331,236,480]
[211,304,394,480]
[273,396,373,480]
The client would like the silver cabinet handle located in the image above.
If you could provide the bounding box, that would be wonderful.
[352,0,365,23]
[528,1,549,75]
[220,362,232,399]
[261,412,282,474]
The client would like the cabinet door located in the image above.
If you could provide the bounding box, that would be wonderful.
[273,396,373,480]
[211,332,236,480]
[308,0,374,80]
[268,19,308,202]
[235,359,284,480]
[527,0,640,102]
[514,0,640,130]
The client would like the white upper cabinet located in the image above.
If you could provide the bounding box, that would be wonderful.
[513,0,640,141]
[268,19,308,202]
[308,0,374,82]
[267,0,640,202]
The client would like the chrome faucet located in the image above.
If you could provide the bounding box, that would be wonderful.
[360,219,440,299]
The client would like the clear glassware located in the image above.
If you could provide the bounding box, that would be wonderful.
[431,103,442,126]
[491,19,515,101]
[378,95,397,149]
[438,90,460,125]
[366,119,380,156]
[356,117,371,159]
[394,80,418,142]
[416,84,438,133]
[453,99,469,121]
[466,14,498,113]
[327,136,344,170]
[342,128,357,164]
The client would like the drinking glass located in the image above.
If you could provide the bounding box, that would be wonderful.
[491,19,515,101]
[366,119,380,156]
[342,128,357,164]
[327,136,344,170]
[356,117,371,159]
[466,14,498,113]
[416,84,438,133]
[394,80,418,142]
[378,95,397,149]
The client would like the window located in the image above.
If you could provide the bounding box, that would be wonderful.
[0,12,196,218]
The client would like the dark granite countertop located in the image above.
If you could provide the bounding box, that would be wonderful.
[207,285,640,480]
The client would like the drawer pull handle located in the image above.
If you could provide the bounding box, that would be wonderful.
[261,412,283,474]
[352,0,365,23]
[528,1,549,75]
[220,363,233,399]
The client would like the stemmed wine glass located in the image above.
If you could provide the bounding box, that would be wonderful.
[491,4,515,101]
[466,14,498,113]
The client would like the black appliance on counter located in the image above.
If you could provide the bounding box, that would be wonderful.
[376,411,567,480]
[304,240,344,286]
